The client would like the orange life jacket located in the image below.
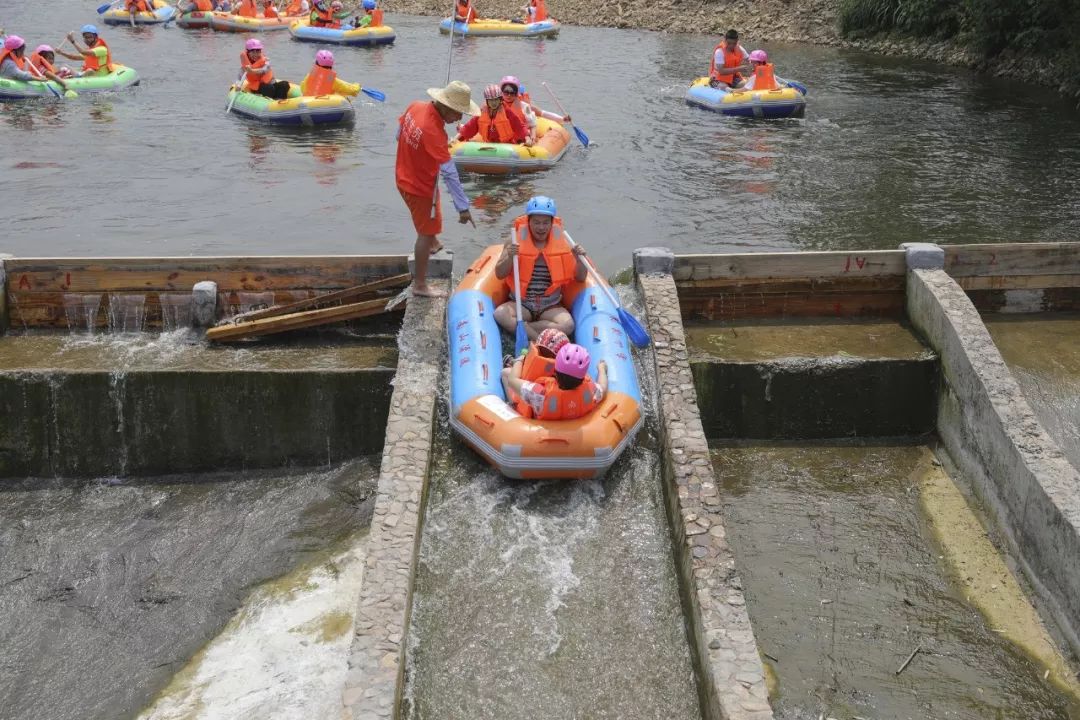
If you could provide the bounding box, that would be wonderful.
[478,107,516,143]
[0,48,28,73]
[285,0,302,13]
[83,38,113,73]
[369,8,383,25]
[193,0,214,10]
[241,51,274,89]
[455,1,476,22]
[527,375,601,421]
[503,97,528,126]
[126,0,151,11]
[506,215,576,300]
[530,0,548,21]
[312,4,336,25]
[235,0,257,16]
[302,64,335,96]
[709,41,744,84]
[510,343,559,416]
[751,62,778,90]
[30,52,56,75]
[264,2,280,17]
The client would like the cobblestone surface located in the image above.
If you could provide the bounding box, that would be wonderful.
[341,276,449,720]
[637,270,774,720]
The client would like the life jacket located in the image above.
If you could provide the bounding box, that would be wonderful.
[503,97,528,126]
[751,62,778,90]
[312,4,337,26]
[506,215,576,299]
[526,375,601,421]
[126,0,151,11]
[478,107,516,143]
[709,41,744,84]
[30,52,56,75]
[193,0,214,10]
[264,2,280,17]
[82,38,113,74]
[455,0,476,22]
[302,63,335,96]
[241,51,273,90]
[235,0,257,16]
[508,343,558,416]
[0,48,28,73]
[369,8,383,25]
[285,0,302,13]
[530,0,548,21]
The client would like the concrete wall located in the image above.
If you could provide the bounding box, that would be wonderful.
[0,369,393,478]
[692,357,938,439]
[906,267,1080,658]
[635,249,774,720]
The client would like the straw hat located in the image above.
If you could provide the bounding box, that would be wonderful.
[427,80,480,116]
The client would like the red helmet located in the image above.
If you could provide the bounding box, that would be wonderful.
[483,83,501,100]
[537,329,569,354]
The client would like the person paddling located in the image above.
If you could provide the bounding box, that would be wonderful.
[709,28,750,89]
[310,0,339,27]
[29,44,73,83]
[349,0,382,28]
[59,26,113,78]
[232,0,258,17]
[455,84,527,144]
[493,195,589,340]
[300,50,359,97]
[395,81,478,298]
[239,38,292,100]
[454,0,477,23]
[0,35,69,91]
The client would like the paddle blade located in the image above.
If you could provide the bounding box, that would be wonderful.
[515,321,528,357]
[618,308,650,348]
[786,80,808,95]
[572,124,589,147]
[97,2,114,12]
[64,89,78,98]
[360,86,385,102]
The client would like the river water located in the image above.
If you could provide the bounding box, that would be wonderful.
[4,4,1080,272]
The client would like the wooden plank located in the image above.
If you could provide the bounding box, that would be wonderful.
[0,257,9,334]
[4,256,409,293]
[679,292,906,321]
[967,287,1080,315]
[676,275,905,294]
[205,297,404,342]
[224,274,410,325]
[673,250,906,282]
[944,243,1080,278]
[954,273,1080,291]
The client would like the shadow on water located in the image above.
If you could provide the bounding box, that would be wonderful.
[712,443,1080,720]
[404,352,700,719]
[0,458,379,720]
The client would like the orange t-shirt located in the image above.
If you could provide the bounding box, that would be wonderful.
[395,101,452,198]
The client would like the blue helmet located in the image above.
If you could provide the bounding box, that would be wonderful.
[525,195,557,217]
[363,0,376,9]
[81,24,99,35]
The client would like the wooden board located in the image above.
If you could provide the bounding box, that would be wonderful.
[4,255,409,293]
[205,297,404,342]
[679,292,905,321]
[674,250,906,283]
[954,273,1080,292]
[224,274,411,325]
[944,243,1080,278]
[967,287,1080,315]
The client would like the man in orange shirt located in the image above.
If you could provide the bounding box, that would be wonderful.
[395,81,478,298]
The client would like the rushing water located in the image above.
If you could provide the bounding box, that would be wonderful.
[713,443,1080,720]
[4,5,1080,271]
[0,459,378,720]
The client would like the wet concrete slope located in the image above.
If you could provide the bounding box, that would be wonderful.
[0,459,377,720]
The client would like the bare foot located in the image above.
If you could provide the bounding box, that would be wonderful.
[411,284,446,298]
[430,242,445,255]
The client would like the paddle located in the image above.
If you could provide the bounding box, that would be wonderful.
[97,0,123,13]
[360,86,385,102]
[431,0,460,220]
[779,77,807,95]
[24,57,63,99]
[541,81,589,147]
[563,232,650,348]
[162,2,180,27]
[225,69,245,114]
[511,229,528,356]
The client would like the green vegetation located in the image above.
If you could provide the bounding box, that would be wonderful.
[839,0,1080,81]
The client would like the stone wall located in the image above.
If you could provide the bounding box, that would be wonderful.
[635,248,774,720]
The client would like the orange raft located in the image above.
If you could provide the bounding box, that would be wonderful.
[447,245,644,479]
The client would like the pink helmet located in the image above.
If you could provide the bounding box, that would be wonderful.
[499,75,520,92]
[749,49,768,63]
[245,38,263,51]
[482,83,501,100]
[35,44,54,54]
[331,0,343,7]
[537,328,569,354]
[555,343,590,379]
[3,35,26,52]
[315,49,334,67]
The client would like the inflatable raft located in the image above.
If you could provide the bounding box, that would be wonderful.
[438,17,559,38]
[226,82,355,125]
[450,117,570,175]
[0,65,140,100]
[209,12,304,31]
[685,76,806,118]
[103,0,177,25]
[448,245,643,479]
[288,18,395,45]
[176,9,215,28]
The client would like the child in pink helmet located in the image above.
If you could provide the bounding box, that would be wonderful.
[502,342,608,421]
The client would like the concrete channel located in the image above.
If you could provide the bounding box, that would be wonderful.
[3,244,1080,719]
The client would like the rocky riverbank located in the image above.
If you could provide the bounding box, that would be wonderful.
[392,0,1078,101]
